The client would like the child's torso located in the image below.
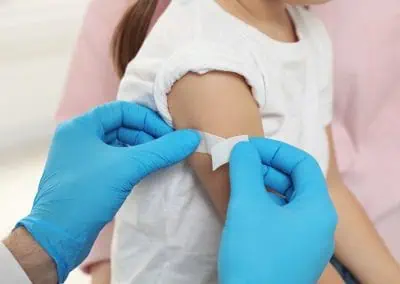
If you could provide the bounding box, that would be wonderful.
[112,2,332,283]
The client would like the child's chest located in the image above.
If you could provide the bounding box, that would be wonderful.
[258,56,322,123]
[256,56,329,171]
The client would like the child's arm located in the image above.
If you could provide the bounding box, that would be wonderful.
[169,71,264,217]
[326,127,400,283]
[168,71,341,283]
[90,261,111,284]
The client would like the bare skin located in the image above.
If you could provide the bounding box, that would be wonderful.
[90,261,111,284]
[3,228,58,284]
[89,0,400,283]
[326,128,400,284]
[168,1,400,283]
[169,71,400,284]
[169,71,342,284]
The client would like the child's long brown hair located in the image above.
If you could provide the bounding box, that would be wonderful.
[112,0,159,78]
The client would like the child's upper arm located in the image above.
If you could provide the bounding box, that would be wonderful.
[168,71,264,218]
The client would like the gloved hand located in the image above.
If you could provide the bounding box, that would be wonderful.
[17,102,200,283]
[219,138,338,284]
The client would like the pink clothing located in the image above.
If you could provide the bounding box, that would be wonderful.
[56,0,129,271]
[57,0,400,272]
[314,0,400,259]
[56,0,126,121]
[56,0,170,121]
[376,209,400,262]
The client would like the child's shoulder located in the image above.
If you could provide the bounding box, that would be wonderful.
[291,6,331,43]
[290,6,325,25]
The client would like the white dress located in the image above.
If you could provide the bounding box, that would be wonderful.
[112,1,333,283]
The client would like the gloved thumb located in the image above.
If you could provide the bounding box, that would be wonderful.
[229,142,275,206]
[124,129,201,184]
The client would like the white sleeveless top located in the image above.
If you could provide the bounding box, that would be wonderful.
[113,1,333,283]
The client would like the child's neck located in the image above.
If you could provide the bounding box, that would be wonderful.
[217,0,297,43]
[236,0,287,22]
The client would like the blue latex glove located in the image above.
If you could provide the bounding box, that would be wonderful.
[219,138,338,284]
[17,102,200,283]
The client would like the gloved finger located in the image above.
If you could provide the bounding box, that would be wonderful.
[250,137,308,175]
[120,102,172,138]
[229,142,276,207]
[263,165,292,205]
[125,130,201,184]
[118,128,154,145]
[263,165,292,195]
[89,102,172,138]
[250,137,327,203]
[104,129,118,144]
[266,187,287,206]
[105,128,155,146]
[286,156,329,206]
[286,157,337,238]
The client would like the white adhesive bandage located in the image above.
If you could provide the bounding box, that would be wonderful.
[196,132,249,171]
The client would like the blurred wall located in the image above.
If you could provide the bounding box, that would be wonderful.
[0,0,89,151]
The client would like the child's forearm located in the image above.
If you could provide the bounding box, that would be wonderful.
[329,180,400,283]
[326,126,400,283]
[319,264,344,284]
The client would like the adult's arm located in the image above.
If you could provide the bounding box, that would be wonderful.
[2,228,57,284]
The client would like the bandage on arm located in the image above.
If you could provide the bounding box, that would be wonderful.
[168,71,344,284]
[196,133,249,171]
[168,71,264,218]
